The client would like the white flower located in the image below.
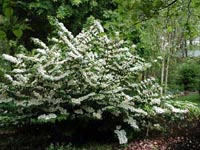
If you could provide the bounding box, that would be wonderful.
[33,91,43,99]
[12,69,26,73]
[172,108,188,113]
[0,97,13,104]
[57,22,74,39]
[151,98,161,105]
[115,32,120,36]
[129,66,143,71]
[82,106,95,113]
[157,56,163,60]
[71,92,95,104]
[16,74,28,83]
[74,109,84,114]
[153,124,161,130]
[124,118,139,130]
[51,37,59,42]
[114,126,128,144]
[166,104,188,113]
[4,74,13,82]
[2,54,19,64]
[154,106,166,114]
[132,44,137,48]
[32,38,49,50]
[68,51,82,59]
[16,54,40,62]
[38,113,57,120]
[153,59,158,63]
[93,110,102,119]
[94,20,104,32]
[35,48,47,55]
[120,103,148,115]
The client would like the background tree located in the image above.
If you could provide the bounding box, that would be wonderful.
[106,0,200,94]
[0,0,117,53]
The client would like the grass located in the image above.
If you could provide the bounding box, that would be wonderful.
[174,93,200,105]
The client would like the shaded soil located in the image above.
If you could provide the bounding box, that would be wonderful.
[125,135,200,150]
[0,123,115,150]
[125,121,200,150]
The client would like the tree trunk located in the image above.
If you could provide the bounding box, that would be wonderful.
[161,58,165,96]
[164,56,170,95]
[184,39,188,57]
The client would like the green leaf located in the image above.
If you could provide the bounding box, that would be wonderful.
[4,8,14,18]
[0,30,7,39]
[71,0,82,6]
[13,29,23,38]
[56,5,73,19]
[167,26,173,33]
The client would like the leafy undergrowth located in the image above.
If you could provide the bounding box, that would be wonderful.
[0,123,119,150]
[174,93,200,104]
[0,94,200,150]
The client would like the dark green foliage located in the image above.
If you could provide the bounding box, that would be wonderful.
[0,0,116,51]
[176,60,200,92]
[196,59,200,95]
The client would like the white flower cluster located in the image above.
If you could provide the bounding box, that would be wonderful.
[2,54,20,64]
[38,113,57,121]
[165,104,188,113]
[153,106,166,114]
[114,126,128,144]
[124,117,139,130]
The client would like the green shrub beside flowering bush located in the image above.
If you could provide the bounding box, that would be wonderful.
[0,20,191,144]
[173,60,200,94]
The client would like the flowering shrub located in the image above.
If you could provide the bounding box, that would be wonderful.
[0,20,189,144]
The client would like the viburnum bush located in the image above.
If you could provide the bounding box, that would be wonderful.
[0,20,190,144]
